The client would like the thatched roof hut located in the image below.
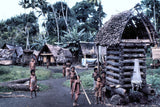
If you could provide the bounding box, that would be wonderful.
[96,9,158,46]
[95,7,158,96]
[38,44,72,65]
[56,48,72,63]
[2,43,23,58]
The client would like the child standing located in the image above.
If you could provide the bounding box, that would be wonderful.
[70,66,76,98]
[101,71,107,104]
[65,64,71,79]
[92,68,99,90]
[29,70,37,99]
[62,63,66,77]
[73,75,81,107]
[95,76,103,104]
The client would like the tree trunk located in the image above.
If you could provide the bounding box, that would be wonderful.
[0,78,30,91]
[61,1,70,34]
[51,5,60,44]
[25,23,30,50]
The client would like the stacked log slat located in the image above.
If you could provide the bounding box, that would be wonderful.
[106,45,122,86]
[105,43,147,90]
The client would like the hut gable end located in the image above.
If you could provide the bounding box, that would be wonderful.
[38,44,72,64]
[96,9,158,46]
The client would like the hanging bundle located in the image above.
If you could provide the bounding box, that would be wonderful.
[131,59,142,91]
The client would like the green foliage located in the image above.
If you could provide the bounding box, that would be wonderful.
[62,26,85,62]
[62,26,85,43]
[146,68,160,94]
[52,73,63,79]
[0,66,51,82]
[0,12,39,48]
[79,70,94,89]
[17,0,106,46]
[46,2,77,42]
[72,1,95,22]
[72,0,106,32]
[38,83,49,91]
[31,34,50,50]
[141,0,160,33]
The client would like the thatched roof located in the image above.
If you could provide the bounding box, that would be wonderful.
[33,50,40,57]
[56,49,72,63]
[95,9,157,46]
[46,44,61,57]
[2,44,23,57]
[59,48,72,57]
[0,49,16,59]
[39,44,72,63]
[80,42,96,56]
[80,42,106,56]
[39,44,72,58]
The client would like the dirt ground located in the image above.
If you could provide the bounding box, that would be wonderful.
[0,66,160,107]
[0,66,101,107]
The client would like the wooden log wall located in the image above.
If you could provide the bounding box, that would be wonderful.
[105,43,147,90]
[106,45,122,86]
[120,42,147,89]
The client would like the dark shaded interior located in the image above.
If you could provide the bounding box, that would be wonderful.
[122,16,149,39]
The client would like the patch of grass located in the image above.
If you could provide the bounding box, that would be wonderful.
[38,83,49,91]
[63,80,70,88]
[146,68,160,94]
[0,66,51,82]
[63,69,94,89]
[36,67,51,80]
[52,73,63,79]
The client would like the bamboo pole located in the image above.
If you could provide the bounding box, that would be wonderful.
[75,70,91,105]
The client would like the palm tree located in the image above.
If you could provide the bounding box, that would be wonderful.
[62,26,85,62]
[31,34,50,50]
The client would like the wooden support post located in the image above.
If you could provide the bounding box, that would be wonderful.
[97,45,100,73]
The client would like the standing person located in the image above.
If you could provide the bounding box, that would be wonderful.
[29,58,36,72]
[47,59,50,69]
[73,75,81,107]
[62,63,66,77]
[101,71,107,104]
[92,68,99,90]
[65,64,71,79]
[29,70,37,99]
[70,66,76,98]
[95,76,103,104]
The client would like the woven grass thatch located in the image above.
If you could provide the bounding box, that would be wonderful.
[96,9,157,46]
[38,44,72,63]
[2,43,23,57]
[0,49,16,59]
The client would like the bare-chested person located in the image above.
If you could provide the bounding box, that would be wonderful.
[70,66,76,98]
[95,76,103,104]
[29,58,36,72]
[65,61,71,79]
[65,64,71,79]
[73,75,81,107]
